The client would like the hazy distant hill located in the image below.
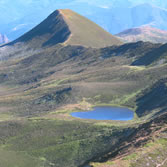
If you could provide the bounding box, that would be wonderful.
[117,26,167,43]
[0,34,9,44]
[87,3,167,34]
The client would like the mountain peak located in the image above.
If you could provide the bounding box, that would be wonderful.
[11,9,122,48]
[58,9,73,17]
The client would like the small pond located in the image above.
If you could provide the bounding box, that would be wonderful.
[71,106,134,121]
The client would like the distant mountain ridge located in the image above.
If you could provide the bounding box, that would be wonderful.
[86,3,167,35]
[11,9,122,48]
[1,1,167,40]
[116,26,167,43]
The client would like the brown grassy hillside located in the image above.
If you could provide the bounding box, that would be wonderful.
[8,9,122,48]
[59,9,122,47]
[117,26,167,44]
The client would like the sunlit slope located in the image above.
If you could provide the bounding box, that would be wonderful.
[59,9,122,47]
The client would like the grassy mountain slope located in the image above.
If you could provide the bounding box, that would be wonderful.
[90,112,167,167]
[7,9,122,48]
[0,40,167,166]
[59,9,122,47]
[0,10,167,167]
[131,43,167,66]
[135,78,167,117]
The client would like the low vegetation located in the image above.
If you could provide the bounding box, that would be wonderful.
[0,20,166,166]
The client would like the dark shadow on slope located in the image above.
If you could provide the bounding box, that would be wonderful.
[131,43,167,66]
[101,41,160,59]
[152,107,167,118]
[136,78,167,117]
[1,10,71,47]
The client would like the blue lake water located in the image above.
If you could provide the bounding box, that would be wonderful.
[71,106,134,121]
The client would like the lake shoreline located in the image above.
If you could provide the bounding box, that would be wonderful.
[70,106,134,121]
